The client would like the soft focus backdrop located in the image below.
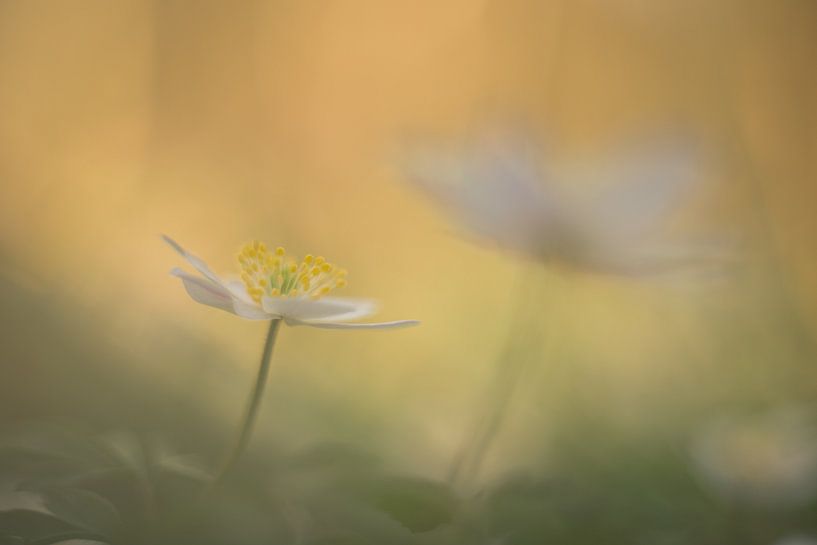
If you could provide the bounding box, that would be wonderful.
[1,1,817,543]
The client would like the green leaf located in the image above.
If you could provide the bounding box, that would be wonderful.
[306,534,375,545]
[366,476,458,533]
[0,509,82,540]
[39,487,121,537]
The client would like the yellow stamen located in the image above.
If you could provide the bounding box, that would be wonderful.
[237,241,348,300]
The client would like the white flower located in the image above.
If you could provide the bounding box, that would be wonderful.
[402,130,724,276]
[164,236,418,330]
[773,537,817,545]
[690,407,817,507]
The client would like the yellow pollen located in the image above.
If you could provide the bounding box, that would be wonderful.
[237,241,348,300]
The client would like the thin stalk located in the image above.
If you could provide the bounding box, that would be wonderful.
[447,266,545,489]
[454,340,531,488]
[447,0,570,488]
[213,319,281,485]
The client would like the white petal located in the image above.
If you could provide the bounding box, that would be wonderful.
[572,238,736,278]
[401,132,555,253]
[162,235,223,285]
[224,279,255,304]
[303,296,378,321]
[231,300,274,320]
[582,141,700,238]
[170,268,236,314]
[261,296,376,322]
[171,268,270,320]
[287,318,420,330]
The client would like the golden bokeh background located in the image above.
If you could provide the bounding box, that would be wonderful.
[1,0,816,499]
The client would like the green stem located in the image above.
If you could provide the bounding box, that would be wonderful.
[213,319,281,484]
[447,266,545,489]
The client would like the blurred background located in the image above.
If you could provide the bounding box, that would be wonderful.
[1,1,816,543]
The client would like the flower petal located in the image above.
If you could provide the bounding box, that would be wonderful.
[401,132,556,254]
[580,141,700,239]
[261,296,377,322]
[170,268,236,314]
[224,279,256,304]
[287,318,420,330]
[162,235,224,285]
[171,268,270,320]
[231,300,273,320]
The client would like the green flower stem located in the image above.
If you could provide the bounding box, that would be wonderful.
[447,266,545,489]
[214,318,281,484]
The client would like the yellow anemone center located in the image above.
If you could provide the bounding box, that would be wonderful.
[237,241,348,303]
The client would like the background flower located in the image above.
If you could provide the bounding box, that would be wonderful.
[690,406,817,508]
[402,130,726,276]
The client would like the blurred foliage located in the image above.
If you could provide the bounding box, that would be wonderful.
[2,421,817,544]
[1,268,816,544]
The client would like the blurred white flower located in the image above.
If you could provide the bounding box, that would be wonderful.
[690,407,817,507]
[402,130,724,276]
[773,536,817,545]
[164,236,418,330]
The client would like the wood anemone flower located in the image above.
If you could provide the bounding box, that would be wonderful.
[164,236,419,330]
[402,131,725,277]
